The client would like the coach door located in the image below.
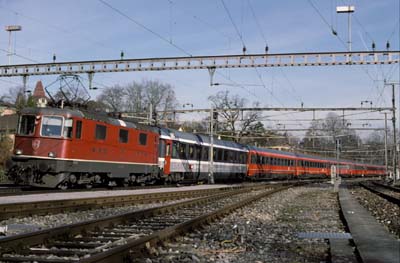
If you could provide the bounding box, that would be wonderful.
[163,140,172,175]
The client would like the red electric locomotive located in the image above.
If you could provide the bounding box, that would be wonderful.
[7,107,159,188]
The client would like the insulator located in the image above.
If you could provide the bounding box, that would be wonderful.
[242,46,246,54]
[332,29,337,36]
[265,45,269,53]
[53,54,56,62]
[372,42,376,51]
[120,50,124,59]
[386,41,390,50]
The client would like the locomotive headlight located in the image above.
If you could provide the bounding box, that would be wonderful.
[48,152,56,158]
[15,149,23,155]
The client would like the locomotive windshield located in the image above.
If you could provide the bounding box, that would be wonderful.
[41,116,63,137]
[18,115,36,136]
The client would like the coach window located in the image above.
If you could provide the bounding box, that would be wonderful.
[119,129,129,143]
[179,143,187,159]
[172,142,179,158]
[234,152,238,163]
[222,150,227,162]
[195,146,201,160]
[217,149,223,162]
[139,133,147,145]
[75,120,82,139]
[189,144,196,160]
[202,146,209,161]
[63,119,73,138]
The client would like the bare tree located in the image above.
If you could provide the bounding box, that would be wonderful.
[300,113,361,159]
[96,80,179,124]
[97,85,126,112]
[124,82,144,112]
[1,86,35,111]
[208,90,261,142]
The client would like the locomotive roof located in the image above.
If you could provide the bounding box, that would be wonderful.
[20,107,158,133]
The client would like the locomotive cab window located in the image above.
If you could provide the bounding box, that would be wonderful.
[18,115,36,136]
[41,116,63,137]
[139,133,147,145]
[95,124,107,140]
[119,129,129,143]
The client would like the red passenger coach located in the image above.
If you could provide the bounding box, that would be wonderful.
[7,108,159,188]
[295,154,330,178]
[247,146,297,180]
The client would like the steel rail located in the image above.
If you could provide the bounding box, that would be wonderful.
[0,183,287,261]
[372,181,400,193]
[360,183,400,206]
[81,185,292,263]
[0,51,398,77]
[0,186,240,220]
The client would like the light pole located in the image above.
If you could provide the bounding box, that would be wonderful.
[207,67,216,184]
[385,81,399,185]
[209,105,215,184]
[5,25,22,65]
[336,6,355,51]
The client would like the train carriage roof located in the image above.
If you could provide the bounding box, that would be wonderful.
[160,128,247,151]
[247,146,297,158]
[196,133,248,151]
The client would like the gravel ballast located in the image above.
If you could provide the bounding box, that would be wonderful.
[0,199,192,236]
[350,186,400,238]
[142,184,348,263]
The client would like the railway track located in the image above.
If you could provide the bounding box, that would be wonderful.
[0,185,245,220]
[0,183,195,197]
[360,182,400,206]
[372,181,400,193]
[0,184,293,262]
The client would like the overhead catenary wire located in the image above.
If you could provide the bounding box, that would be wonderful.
[307,0,348,49]
[98,0,192,57]
[246,0,268,48]
[220,0,246,48]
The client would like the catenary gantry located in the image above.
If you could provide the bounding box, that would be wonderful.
[0,51,399,77]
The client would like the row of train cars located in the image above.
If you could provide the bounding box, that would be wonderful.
[5,107,386,189]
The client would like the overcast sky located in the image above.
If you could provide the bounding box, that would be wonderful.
[0,0,399,132]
